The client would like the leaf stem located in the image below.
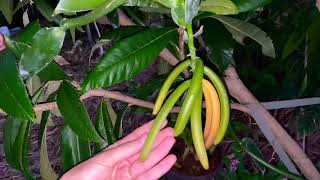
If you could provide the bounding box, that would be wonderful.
[186,23,197,61]
[243,148,304,180]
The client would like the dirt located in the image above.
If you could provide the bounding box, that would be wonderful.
[170,138,222,177]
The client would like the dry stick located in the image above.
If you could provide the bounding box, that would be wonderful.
[224,66,320,180]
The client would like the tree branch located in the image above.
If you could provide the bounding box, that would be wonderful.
[0,89,247,115]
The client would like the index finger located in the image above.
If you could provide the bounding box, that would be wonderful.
[107,120,167,150]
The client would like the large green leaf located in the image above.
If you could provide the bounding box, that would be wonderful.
[211,15,275,58]
[0,0,14,23]
[0,50,35,121]
[95,100,117,151]
[38,61,70,82]
[200,0,239,15]
[82,28,176,91]
[54,0,105,14]
[20,27,65,78]
[3,117,33,179]
[233,0,271,12]
[61,125,92,172]
[13,20,41,44]
[202,19,235,71]
[57,81,103,142]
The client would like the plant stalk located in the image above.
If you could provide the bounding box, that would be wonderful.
[186,23,197,61]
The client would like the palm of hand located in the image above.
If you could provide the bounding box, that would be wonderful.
[61,120,176,180]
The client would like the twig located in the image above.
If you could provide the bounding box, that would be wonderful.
[178,27,185,60]
[0,89,247,115]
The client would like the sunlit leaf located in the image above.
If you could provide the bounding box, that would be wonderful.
[200,0,239,15]
[233,0,271,12]
[20,27,66,78]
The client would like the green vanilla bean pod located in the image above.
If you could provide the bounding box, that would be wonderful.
[140,80,191,160]
[204,66,230,145]
[174,58,204,136]
[153,60,192,115]
[191,92,209,170]
[60,0,125,30]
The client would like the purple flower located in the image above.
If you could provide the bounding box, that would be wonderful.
[230,159,240,171]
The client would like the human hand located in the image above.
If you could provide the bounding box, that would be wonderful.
[60,120,176,180]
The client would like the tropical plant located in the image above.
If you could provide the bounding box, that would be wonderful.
[0,0,319,179]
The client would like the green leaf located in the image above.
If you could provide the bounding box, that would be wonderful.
[123,0,164,8]
[153,0,177,8]
[37,61,70,82]
[3,117,33,179]
[211,15,275,58]
[0,50,35,121]
[171,4,187,27]
[114,106,129,139]
[54,0,164,14]
[82,28,176,91]
[95,100,117,151]
[0,0,14,23]
[57,81,103,142]
[294,106,320,138]
[4,36,29,59]
[242,138,266,172]
[233,0,271,12]
[61,125,92,172]
[202,19,235,71]
[200,0,239,15]
[13,20,41,44]
[102,26,147,41]
[40,126,58,180]
[54,0,105,14]
[33,0,63,24]
[20,27,66,78]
